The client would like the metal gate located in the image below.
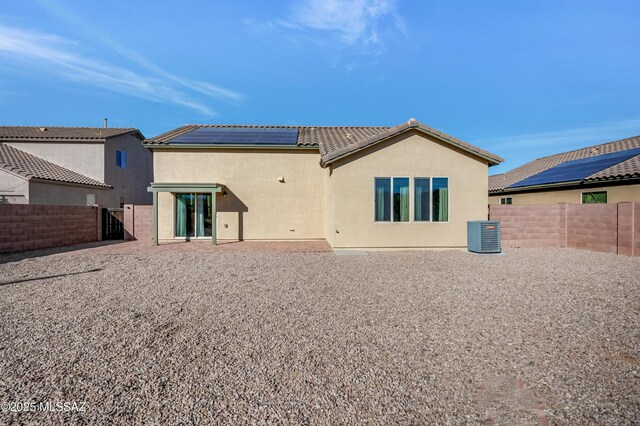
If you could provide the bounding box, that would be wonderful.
[102,208,124,240]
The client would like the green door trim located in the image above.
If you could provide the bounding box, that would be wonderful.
[147,183,224,246]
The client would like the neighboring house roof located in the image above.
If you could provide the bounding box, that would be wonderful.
[489,135,640,193]
[0,126,144,141]
[0,143,111,188]
[145,119,503,167]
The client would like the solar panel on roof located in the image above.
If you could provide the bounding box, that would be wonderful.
[508,147,640,188]
[170,127,298,145]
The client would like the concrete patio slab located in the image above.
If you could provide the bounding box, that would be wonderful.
[0,240,332,259]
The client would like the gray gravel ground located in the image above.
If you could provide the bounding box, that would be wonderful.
[0,248,638,424]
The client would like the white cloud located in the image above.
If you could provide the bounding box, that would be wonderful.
[0,22,243,116]
[285,0,406,50]
[35,0,245,104]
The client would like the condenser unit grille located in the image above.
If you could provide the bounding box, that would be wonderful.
[467,221,501,253]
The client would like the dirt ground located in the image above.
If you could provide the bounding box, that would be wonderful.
[1,247,638,424]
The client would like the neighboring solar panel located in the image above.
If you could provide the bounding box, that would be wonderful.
[508,147,640,188]
[170,127,299,145]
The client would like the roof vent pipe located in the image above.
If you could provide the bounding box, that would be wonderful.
[104,118,108,128]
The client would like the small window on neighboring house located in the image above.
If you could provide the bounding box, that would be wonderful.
[116,150,127,168]
[582,191,607,204]
[86,194,96,205]
[500,197,512,205]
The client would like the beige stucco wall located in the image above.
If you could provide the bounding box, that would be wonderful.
[327,130,490,249]
[153,148,325,241]
[5,141,104,181]
[0,170,29,204]
[6,135,151,208]
[489,183,640,205]
[323,167,335,247]
[104,134,153,206]
[29,181,110,206]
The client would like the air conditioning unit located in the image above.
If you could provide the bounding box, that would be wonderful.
[467,221,501,253]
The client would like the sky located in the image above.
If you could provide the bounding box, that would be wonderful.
[1,0,639,174]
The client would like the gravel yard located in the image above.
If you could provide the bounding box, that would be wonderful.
[0,247,638,424]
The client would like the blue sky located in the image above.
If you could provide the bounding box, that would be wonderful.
[1,0,639,174]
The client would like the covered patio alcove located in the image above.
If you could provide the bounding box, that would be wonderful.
[147,183,223,246]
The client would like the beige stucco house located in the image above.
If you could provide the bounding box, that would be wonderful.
[146,119,502,249]
[0,126,152,207]
[489,135,640,205]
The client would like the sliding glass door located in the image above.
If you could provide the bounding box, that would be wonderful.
[175,193,212,238]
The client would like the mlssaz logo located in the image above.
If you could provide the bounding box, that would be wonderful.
[476,376,550,425]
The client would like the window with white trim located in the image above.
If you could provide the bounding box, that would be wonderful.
[375,177,409,222]
[500,197,512,205]
[414,177,450,222]
[374,177,449,222]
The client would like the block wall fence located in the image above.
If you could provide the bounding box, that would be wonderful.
[123,204,152,242]
[0,204,101,254]
[1,202,637,256]
[489,202,640,256]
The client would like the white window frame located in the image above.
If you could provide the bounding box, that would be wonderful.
[414,177,432,222]
[430,176,450,223]
[373,176,450,223]
[500,197,512,205]
[373,176,411,223]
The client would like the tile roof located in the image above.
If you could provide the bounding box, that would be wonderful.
[317,119,503,166]
[584,154,640,181]
[146,119,503,166]
[0,126,143,141]
[489,135,640,192]
[0,143,111,188]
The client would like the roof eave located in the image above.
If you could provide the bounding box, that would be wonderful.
[320,122,503,167]
[1,138,108,143]
[144,143,319,150]
[495,173,640,193]
[0,165,31,181]
[29,177,112,189]
[502,181,583,192]
[583,174,640,183]
[105,129,145,141]
[0,129,144,142]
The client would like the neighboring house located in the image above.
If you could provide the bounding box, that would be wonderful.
[145,119,502,249]
[0,126,152,207]
[489,135,640,205]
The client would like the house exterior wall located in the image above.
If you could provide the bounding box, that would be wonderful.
[28,181,110,206]
[489,183,640,205]
[103,134,153,206]
[323,167,335,247]
[0,170,29,204]
[326,130,490,249]
[152,148,325,241]
[4,141,104,181]
[4,134,151,208]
